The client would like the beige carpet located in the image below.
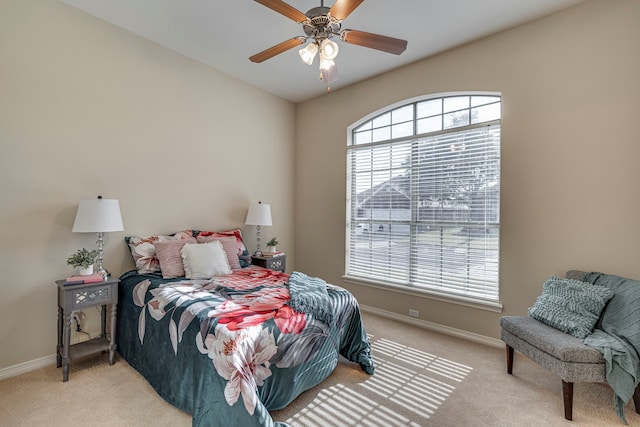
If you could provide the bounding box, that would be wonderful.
[1,312,637,426]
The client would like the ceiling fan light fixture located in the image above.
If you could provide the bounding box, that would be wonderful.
[251,0,407,93]
[320,38,339,60]
[299,42,318,65]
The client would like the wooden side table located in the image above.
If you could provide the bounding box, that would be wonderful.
[55,277,119,381]
[252,255,286,272]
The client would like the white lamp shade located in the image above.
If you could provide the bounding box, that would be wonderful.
[245,202,272,226]
[72,198,124,233]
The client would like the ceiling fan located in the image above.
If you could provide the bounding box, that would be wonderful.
[250,0,408,91]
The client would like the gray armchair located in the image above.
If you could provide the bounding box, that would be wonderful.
[500,270,640,421]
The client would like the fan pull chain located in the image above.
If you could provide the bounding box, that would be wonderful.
[319,72,331,93]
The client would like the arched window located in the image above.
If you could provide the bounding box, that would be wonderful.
[346,93,501,303]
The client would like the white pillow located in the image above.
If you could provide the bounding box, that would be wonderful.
[181,241,232,279]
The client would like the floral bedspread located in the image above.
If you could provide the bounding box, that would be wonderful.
[116,266,374,427]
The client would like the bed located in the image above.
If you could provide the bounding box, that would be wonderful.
[116,229,374,427]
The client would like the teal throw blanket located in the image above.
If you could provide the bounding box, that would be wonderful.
[288,271,334,324]
[583,272,640,424]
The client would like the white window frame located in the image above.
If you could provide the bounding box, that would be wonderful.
[344,92,502,311]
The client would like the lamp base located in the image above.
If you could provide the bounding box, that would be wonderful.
[255,225,264,258]
[95,232,108,280]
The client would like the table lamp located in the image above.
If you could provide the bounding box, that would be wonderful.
[244,201,272,257]
[72,196,124,276]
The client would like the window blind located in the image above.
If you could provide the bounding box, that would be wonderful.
[346,97,500,302]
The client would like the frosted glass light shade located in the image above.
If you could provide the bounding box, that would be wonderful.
[320,61,339,85]
[245,202,272,226]
[299,43,318,65]
[319,58,335,71]
[72,198,124,232]
[320,39,339,60]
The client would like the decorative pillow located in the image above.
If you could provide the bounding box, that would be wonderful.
[194,229,251,267]
[153,238,196,279]
[181,241,232,279]
[528,276,614,339]
[195,235,242,269]
[126,230,194,274]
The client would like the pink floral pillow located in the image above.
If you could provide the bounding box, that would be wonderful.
[153,237,196,278]
[195,229,251,267]
[126,230,194,274]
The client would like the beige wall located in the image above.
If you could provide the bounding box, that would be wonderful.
[0,0,295,370]
[295,0,640,339]
[2,0,638,372]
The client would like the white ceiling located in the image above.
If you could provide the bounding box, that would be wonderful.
[59,0,586,103]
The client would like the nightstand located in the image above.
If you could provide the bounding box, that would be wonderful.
[252,255,286,272]
[55,277,119,381]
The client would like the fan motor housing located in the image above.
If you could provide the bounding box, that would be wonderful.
[303,6,341,38]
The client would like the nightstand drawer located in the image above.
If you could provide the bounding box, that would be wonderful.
[70,285,113,309]
[267,257,285,272]
[252,255,286,272]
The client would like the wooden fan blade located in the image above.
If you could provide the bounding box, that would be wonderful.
[329,0,365,21]
[249,37,305,63]
[254,0,308,23]
[341,29,408,55]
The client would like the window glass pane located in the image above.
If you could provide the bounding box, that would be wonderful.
[354,130,371,145]
[471,96,499,107]
[471,103,500,124]
[443,96,469,113]
[392,122,413,139]
[392,105,413,124]
[355,121,372,131]
[417,116,441,134]
[372,126,391,142]
[417,99,441,118]
[444,111,469,129]
[372,112,391,128]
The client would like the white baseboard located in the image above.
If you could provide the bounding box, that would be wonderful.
[0,331,104,380]
[0,354,56,381]
[360,304,504,349]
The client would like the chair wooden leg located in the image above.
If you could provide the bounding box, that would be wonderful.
[634,383,640,414]
[506,344,514,374]
[562,380,573,421]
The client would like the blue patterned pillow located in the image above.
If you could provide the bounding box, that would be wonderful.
[528,276,614,339]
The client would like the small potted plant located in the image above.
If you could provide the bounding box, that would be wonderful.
[67,248,98,275]
[266,237,279,253]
